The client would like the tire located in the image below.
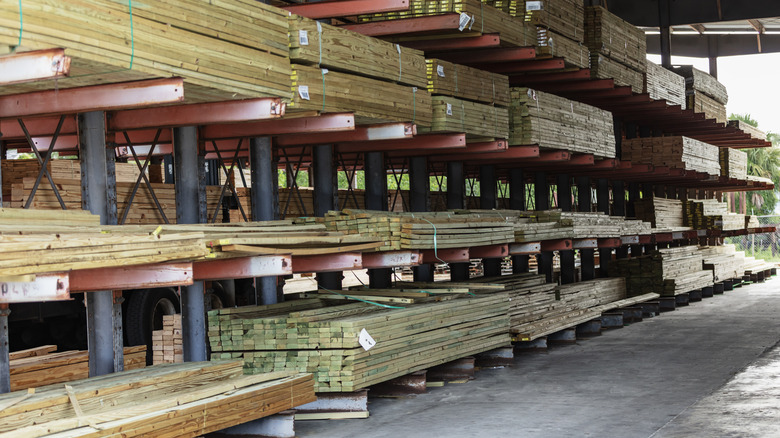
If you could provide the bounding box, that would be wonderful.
[125,288,180,354]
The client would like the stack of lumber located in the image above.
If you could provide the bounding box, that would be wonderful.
[684,199,745,231]
[621,136,721,176]
[645,60,686,108]
[533,211,624,237]
[699,245,745,282]
[492,209,651,240]
[671,66,728,124]
[152,314,183,365]
[621,218,655,235]
[719,148,748,179]
[289,63,433,125]
[321,209,515,251]
[209,295,511,392]
[522,0,588,68]
[289,14,427,88]
[0,361,315,437]
[423,96,510,138]
[742,255,775,276]
[356,0,539,48]
[746,215,761,229]
[728,119,766,141]
[230,187,368,221]
[609,246,714,296]
[633,197,685,229]
[426,59,511,107]
[585,6,647,93]
[509,88,616,157]
[9,345,145,392]
[0,0,292,101]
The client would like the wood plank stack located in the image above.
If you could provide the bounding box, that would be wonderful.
[229,187,368,221]
[209,295,511,392]
[609,246,714,296]
[621,136,721,176]
[530,0,588,68]
[728,119,766,141]
[0,361,315,437]
[719,148,748,179]
[645,60,686,108]
[509,88,616,157]
[671,66,728,124]
[357,0,539,48]
[152,314,183,365]
[699,245,745,282]
[746,215,761,229]
[585,6,646,93]
[0,0,292,101]
[10,345,145,392]
[321,209,515,251]
[633,197,685,229]
[426,59,511,107]
[290,63,433,126]
[423,96,510,138]
[742,256,775,276]
[684,199,745,231]
[289,14,428,88]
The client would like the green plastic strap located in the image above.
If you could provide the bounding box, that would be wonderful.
[412,87,417,123]
[417,217,447,265]
[320,287,404,309]
[12,0,22,52]
[321,68,327,112]
[128,0,135,69]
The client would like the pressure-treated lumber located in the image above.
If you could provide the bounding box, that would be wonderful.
[728,119,766,141]
[535,28,590,68]
[719,148,748,179]
[585,6,646,73]
[609,246,714,296]
[671,65,728,104]
[699,244,745,282]
[422,96,510,138]
[645,60,686,108]
[621,136,721,176]
[426,59,510,107]
[0,0,292,101]
[633,197,686,230]
[687,91,728,124]
[588,53,644,93]
[684,199,745,231]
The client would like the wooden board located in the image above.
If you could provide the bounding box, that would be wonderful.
[687,91,728,125]
[420,96,510,139]
[609,245,715,296]
[589,53,644,94]
[645,60,686,108]
[585,6,647,73]
[621,136,721,176]
[670,65,728,104]
[426,59,510,107]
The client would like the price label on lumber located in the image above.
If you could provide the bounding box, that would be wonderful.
[358,328,376,351]
[446,103,453,116]
[298,85,310,101]
[458,13,472,31]
[299,30,309,46]
[437,65,445,77]
[526,1,542,11]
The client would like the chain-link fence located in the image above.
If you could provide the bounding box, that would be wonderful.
[727,215,780,262]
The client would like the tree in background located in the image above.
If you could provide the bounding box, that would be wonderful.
[729,113,780,215]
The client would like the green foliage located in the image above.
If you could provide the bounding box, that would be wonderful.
[729,113,780,215]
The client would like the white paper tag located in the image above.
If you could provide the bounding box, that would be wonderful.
[458,13,471,31]
[299,29,309,46]
[298,85,310,100]
[446,103,453,115]
[321,68,329,75]
[526,1,542,11]
[396,44,402,54]
[437,65,445,77]
[358,328,376,351]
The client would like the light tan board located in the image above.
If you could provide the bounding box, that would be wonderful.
[645,60,686,108]
[426,59,511,107]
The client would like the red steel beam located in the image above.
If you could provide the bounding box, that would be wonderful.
[510,242,541,255]
[420,248,469,264]
[469,244,509,259]
[598,238,622,248]
[387,139,506,157]
[278,122,416,146]
[473,58,566,74]
[0,78,185,118]
[336,133,467,153]
[511,69,592,85]
[0,115,78,139]
[0,273,70,304]
[201,113,356,139]
[541,239,572,251]
[108,98,285,131]
[292,253,362,273]
[1,48,71,85]
[342,14,466,37]
[70,263,193,291]
[429,145,539,162]
[403,34,502,51]
[284,0,409,18]
[361,251,421,268]
[193,255,292,280]
[430,47,537,64]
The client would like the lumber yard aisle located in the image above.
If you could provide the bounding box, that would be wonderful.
[296,277,780,438]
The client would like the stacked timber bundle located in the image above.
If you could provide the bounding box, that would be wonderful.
[633,197,685,229]
[9,345,145,392]
[289,64,432,125]
[209,295,511,392]
[509,88,616,157]
[491,209,648,240]
[0,361,315,437]
[728,119,766,141]
[746,215,761,229]
[609,246,714,296]
[153,314,183,364]
[684,199,745,231]
[0,0,292,101]
[621,218,654,235]
[321,209,515,251]
[719,148,748,179]
[356,0,539,48]
[521,0,588,68]
[585,6,647,93]
[289,14,427,88]
[423,96,510,138]
[621,136,721,176]
[534,211,623,237]
[699,245,745,282]
[645,60,686,107]
[229,187,368,221]
[742,256,776,276]
[671,66,728,124]
[426,59,511,107]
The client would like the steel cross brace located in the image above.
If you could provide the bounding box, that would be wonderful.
[277,144,310,218]
[388,157,410,212]
[208,139,248,223]
[17,115,68,209]
[336,149,363,211]
[120,129,170,224]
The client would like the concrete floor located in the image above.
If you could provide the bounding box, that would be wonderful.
[296,276,780,438]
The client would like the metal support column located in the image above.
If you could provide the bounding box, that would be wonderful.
[659,0,672,68]
[578,176,596,280]
[250,137,282,304]
[481,165,502,277]
[708,36,719,78]
[448,162,469,281]
[365,151,392,288]
[557,174,575,284]
[163,155,175,183]
[597,178,612,277]
[509,168,529,274]
[410,157,434,282]
[173,126,207,362]
[79,111,122,376]
[627,182,640,217]
[312,144,343,289]
[0,305,10,394]
[535,171,553,282]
